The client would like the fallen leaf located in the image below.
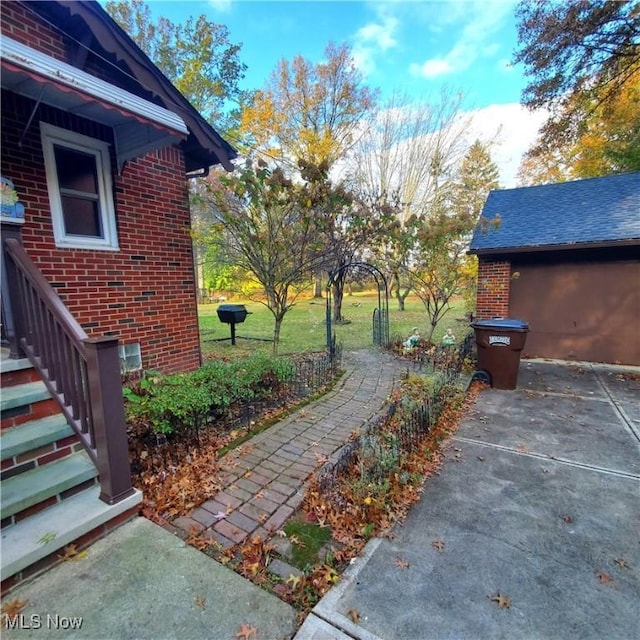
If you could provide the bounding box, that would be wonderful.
[258,513,269,524]
[614,558,630,570]
[235,623,257,640]
[39,532,57,545]
[394,558,410,569]
[347,608,360,623]
[1,599,28,618]
[195,597,205,609]
[516,444,531,454]
[286,573,301,589]
[212,511,228,521]
[273,583,290,597]
[597,571,613,585]
[58,544,87,562]
[489,593,511,608]
[431,540,445,552]
[562,515,573,524]
[289,535,306,548]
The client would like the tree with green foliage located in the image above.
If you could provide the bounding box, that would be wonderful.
[407,141,499,338]
[105,0,247,130]
[204,161,326,354]
[295,160,397,324]
[450,140,500,219]
[450,140,499,316]
[239,42,378,313]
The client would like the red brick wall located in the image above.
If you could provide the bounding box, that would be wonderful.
[1,3,201,373]
[475,257,511,319]
[0,2,67,60]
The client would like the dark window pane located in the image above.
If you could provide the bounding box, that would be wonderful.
[54,146,98,194]
[61,195,102,237]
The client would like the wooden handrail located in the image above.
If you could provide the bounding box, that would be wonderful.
[3,236,134,504]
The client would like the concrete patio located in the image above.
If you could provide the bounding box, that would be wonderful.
[298,359,640,640]
[3,357,638,640]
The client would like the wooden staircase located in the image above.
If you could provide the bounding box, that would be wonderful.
[1,354,142,593]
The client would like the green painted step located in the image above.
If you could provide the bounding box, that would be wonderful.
[0,357,32,374]
[1,414,72,462]
[1,381,51,412]
[1,450,97,520]
[1,485,143,581]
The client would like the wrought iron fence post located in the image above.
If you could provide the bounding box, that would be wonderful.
[84,336,135,504]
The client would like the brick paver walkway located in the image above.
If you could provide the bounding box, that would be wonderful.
[173,349,409,549]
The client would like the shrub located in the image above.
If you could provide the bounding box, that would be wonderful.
[124,354,296,436]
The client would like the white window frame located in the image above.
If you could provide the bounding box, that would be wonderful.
[40,123,119,250]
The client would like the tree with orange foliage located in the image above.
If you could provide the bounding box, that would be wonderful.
[239,42,377,169]
[517,64,640,185]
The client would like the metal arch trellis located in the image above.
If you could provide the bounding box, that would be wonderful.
[325,262,390,353]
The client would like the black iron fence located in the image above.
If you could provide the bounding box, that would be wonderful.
[226,345,343,433]
[315,334,472,492]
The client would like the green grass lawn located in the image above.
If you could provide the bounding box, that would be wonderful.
[199,292,470,358]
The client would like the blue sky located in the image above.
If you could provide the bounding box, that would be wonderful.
[142,0,545,186]
[148,0,523,110]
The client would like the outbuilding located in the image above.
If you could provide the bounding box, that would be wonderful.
[469,173,640,365]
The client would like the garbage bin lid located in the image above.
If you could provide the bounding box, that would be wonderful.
[471,317,529,331]
[217,304,247,311]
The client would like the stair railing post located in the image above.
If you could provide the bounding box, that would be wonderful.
[1,218,26,359]
[84,336,135,504]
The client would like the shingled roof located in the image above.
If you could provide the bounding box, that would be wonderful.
[469,172,640,255]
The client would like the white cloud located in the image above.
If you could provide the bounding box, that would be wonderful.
[410,42,469,79]
[207,0,232,13]
[463,103,548,187]
[410,0,515,79]
[333,101,547,196]
[356,21,397,52]
[351,12,399,76]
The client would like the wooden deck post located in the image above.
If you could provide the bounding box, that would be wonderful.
[84,336,135,504]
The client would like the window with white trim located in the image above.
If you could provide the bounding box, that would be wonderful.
[40,123,119,250]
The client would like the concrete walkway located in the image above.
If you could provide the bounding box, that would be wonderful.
[298,359,640,640]
[2,349,409,640]
[7,355,637,640]
[172,350,410,548]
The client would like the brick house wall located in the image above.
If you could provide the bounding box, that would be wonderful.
[1,2,201,373]
[475,257,511,319]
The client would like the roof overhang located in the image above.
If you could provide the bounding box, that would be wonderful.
[1,35,188,170]
[469,238,640,256]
